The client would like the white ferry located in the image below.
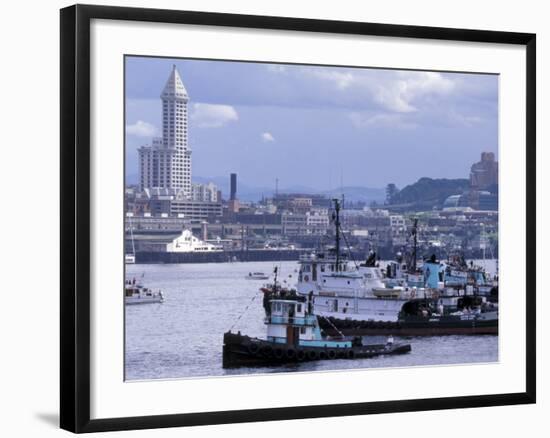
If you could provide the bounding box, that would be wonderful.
[166,229,223,253]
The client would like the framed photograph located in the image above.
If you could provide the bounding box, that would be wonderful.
[60,4,536,433]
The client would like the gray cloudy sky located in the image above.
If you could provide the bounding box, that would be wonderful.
[125,56,498,190]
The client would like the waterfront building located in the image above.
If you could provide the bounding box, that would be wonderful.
[289,197,313,214]
[125,213,188,233]
[443,191,498,212]
[125,187,152,215]
[170,200,222,220]
[389,215,406,230]
[281,212,307,235]
[272,194,330,210]
[305,209,330,232]
[227,199,240,213]
[138,65,192,195]
[470,152,498,190]
[191,182,219,202]
[144,187,176,215]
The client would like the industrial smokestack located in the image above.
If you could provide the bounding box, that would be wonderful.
[230,173,237,200]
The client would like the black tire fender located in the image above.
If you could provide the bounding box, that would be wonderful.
[248,343,260,355]
[307,350,318,360]
[261,345,273,357]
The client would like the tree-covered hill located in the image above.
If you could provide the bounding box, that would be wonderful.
[389,177,470,209]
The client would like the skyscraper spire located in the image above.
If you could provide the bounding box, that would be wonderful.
[161,64,188,100]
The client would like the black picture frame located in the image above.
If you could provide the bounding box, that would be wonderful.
[60,4,536,433]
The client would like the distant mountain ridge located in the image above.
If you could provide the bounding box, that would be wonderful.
[125,173,468,207]
[194,176,386,203]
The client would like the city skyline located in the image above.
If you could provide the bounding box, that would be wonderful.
[125,56,498,191]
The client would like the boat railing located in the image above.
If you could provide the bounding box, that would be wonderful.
[266,315,316,326]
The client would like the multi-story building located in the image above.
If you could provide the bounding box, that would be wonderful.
[306,209,330,227]
[139,65,192,195]
[191,182,219,202]
[169,200,222,220]
[470,152,498,190]
[305,210,330,235]
[389,215,406,230]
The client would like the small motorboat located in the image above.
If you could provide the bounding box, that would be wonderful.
[125,253,136,264]
[245,272,269,280]
[125,278,164,305]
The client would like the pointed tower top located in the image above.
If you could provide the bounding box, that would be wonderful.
[161,65,188,100]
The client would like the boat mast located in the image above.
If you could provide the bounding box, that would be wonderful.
[273,266,278,291]
[333,198,341,272]
[129,215,136,256]
[411,218,418,272]
[481,222,486,271]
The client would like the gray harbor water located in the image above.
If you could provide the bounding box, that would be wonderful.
[125,261,498,381]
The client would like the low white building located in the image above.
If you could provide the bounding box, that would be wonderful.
[390,215,406,229]
[306,209,330,228]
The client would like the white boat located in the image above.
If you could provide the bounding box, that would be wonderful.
[125,254,136,264]
[125,279,164,305]
[292,204,496,325]
[166,229,223,252]
[292,199,427,323]
[295,252,414,322]
[246,272,269,280]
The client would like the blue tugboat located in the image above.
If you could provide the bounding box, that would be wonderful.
[222,271,411,368]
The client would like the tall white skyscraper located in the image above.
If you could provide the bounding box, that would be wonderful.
[139,65,192,195]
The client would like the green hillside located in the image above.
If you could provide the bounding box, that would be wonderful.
[390,177,470,208]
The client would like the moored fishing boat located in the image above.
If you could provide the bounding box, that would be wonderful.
[262,199,498,336]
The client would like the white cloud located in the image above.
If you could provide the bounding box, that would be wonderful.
[192,103,239,128]
[349,112,417,130]
[374,83,417,113]
[302,68,355,90]
[261,132,275,142]
[126,120,158,137]
[373,72,455,113]
[295,67,456,114]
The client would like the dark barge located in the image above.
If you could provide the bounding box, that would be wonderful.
[318,315,498,337]
[318,296,498,336]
